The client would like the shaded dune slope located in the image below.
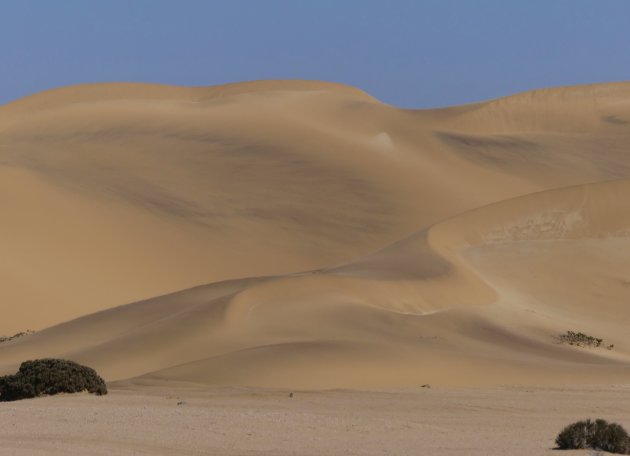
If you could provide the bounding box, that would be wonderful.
[2,81,630,388]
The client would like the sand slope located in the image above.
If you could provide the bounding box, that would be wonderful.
[2,80,630,388]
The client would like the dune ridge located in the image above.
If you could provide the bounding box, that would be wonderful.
[2,80,630,388]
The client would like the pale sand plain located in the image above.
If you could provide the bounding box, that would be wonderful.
[1,80,630,453]
[0,384,630,456]
[2,383,630,456]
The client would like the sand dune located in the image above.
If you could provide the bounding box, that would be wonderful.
[2,80,630,389]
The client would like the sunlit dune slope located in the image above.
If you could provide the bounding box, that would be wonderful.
[2,80,630,388]
[0,80,478,331]
[2,178,630,388]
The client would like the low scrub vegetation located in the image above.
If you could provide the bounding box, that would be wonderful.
[556,419,630,454]
[0,359,107,402]
[557,330,613,349]
[0,330,34,344]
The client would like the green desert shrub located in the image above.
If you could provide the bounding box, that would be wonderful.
[556,419,630,454]
[0,359,107,402]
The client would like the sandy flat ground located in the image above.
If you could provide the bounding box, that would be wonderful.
[1,383,628,455]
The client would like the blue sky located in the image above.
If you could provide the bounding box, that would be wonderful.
[2,0,629,108]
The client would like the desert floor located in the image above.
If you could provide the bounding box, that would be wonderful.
[1,383,628,455]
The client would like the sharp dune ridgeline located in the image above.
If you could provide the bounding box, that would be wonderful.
[2,80,630,388]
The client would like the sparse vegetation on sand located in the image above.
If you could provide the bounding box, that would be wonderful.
[0,359,107,402]
[556,419,630,454]
[556,330,612,349]
[0,330,34,344]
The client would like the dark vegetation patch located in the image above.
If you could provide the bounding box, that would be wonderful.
[556,419,630,454]
[0,359,107,402]
[0,330,34,344]
[556,331,613,349]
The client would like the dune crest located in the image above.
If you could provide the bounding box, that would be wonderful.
[2,80,630,388]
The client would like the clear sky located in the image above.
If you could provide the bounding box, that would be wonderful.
[2,0,629,108]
